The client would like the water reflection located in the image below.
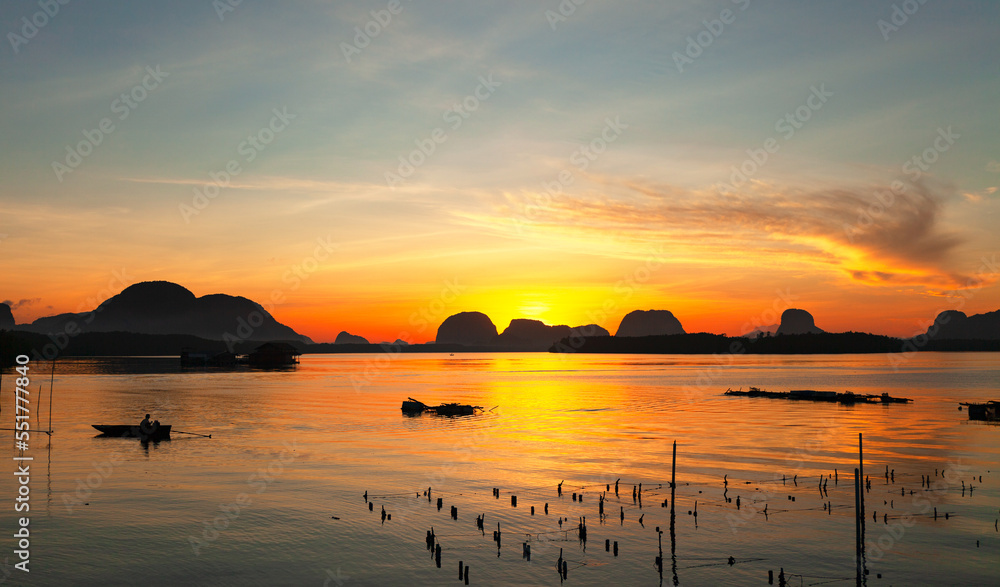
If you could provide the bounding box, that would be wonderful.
[0,352,996,585]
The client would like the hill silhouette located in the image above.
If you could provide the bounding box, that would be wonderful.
[19,281,312,344]
[334,331,369,344]
[615,310,685,337]
[436,312,499,345]
[494,319,610,351]
[925,310,1000,340]
[775,309,824,335]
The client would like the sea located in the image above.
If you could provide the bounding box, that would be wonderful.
[1,352,997,586]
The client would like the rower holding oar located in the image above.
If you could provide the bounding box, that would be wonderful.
[139,413,158,435]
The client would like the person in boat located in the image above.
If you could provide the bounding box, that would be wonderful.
[139,414,159,435]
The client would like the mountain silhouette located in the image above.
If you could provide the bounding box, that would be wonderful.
[570,324,611,339]
[775,309,824,335]
[20,281,312,343]
[334,331,369,345]
[435,311,498,345]
[925,309,1000,340]
[437,314,611,349]
[496,318,570,350]
[615,310,685,337]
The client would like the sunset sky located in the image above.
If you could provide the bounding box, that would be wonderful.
[1,0,997,343]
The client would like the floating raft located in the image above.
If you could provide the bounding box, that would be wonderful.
[401,397,483,416]
[960,400,999,421]
[724,387,911,404]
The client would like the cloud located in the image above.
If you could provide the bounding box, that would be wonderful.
[481,176,968,287]
[2,298,40,310]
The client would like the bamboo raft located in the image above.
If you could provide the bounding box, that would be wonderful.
[724,387,912,404]
[401,397,484,416]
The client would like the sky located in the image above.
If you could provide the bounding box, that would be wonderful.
[1,0,998,343]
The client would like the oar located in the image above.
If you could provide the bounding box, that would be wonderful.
[172,430,213,438]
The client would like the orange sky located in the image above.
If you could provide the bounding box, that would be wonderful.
[2,2,998,344]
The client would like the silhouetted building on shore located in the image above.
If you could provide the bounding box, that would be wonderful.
[246,342,301,366]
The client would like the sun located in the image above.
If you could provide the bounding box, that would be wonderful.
[517,300,551,318]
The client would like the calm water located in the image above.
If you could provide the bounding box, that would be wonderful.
[1,352,998,586]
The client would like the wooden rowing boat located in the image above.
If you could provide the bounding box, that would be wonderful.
[92,424,172,440]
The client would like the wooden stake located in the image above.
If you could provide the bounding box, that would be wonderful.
[670,440,677,518]
[855,467,862,586]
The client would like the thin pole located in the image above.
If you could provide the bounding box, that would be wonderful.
[854,467,862,586]
[47,360,54,434]
[670,440,676,517]
[858,433,865,540]
[670,439,678,586]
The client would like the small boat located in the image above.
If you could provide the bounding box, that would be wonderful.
[960,401,999,422]
[401,397,482,416]
[92,424,172,441]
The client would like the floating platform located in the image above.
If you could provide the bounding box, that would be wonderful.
[724,387,911,404]
[960,400,999,421]
[401,397,483,416]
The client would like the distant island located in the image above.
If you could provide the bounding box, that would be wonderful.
[2,282,998,365]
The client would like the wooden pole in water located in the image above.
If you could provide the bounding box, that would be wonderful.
[47,359,55,434]
[855,467,862,586]
[670,440,677,517]
[858,432,865,555]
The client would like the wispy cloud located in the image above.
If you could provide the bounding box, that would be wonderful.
[469,177,970,288]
